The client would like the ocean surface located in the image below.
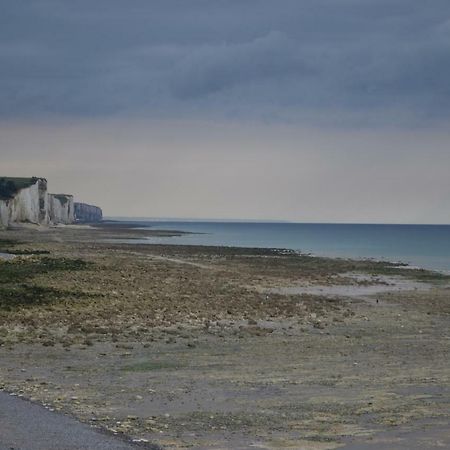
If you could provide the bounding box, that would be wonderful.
[111,220,450,272]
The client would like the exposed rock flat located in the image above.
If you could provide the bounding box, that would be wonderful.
[0,225,449,449]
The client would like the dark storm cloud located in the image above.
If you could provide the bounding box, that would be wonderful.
[1,0,449,125]
[170,31,312,99]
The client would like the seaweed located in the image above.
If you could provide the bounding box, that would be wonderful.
[0,256,93,310]
[0,257,90,284]
[0,284,92,309]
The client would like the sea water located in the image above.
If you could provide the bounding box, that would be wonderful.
[110,220,450,272]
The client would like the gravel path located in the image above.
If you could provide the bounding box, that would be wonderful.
[0,392,151,450]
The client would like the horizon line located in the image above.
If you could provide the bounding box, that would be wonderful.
[104,216,450,226]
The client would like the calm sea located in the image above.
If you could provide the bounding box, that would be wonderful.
[111,220,450,272]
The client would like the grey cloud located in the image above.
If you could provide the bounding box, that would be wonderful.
[170,31,311,98]
[0,0,449,125]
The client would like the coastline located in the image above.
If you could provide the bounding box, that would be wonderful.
[97,220,450,273]
[0,224,449,449]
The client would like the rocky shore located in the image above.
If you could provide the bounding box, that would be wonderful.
[0,224,449,449]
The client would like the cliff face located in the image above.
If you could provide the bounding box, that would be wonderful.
[0,201,9,228]
[0,176,102,228]
[0,178,48,227]
[48,194,74,225]
[74,202,103,223]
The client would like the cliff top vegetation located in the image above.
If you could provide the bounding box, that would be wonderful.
[0,177,42,200]
[52,194,73,206]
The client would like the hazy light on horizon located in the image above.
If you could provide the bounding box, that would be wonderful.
[1,119,449,224]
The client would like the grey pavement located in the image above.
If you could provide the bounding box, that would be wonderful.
[0,392,156,450]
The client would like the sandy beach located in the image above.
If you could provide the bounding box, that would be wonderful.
[0,224,449,449]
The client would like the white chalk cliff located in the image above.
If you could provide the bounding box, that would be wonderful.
[0,177,102,228]
[48,194,75,225]
[0,178,48,227]
[74,202,103,222]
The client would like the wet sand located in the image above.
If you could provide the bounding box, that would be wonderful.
[0,224,449,449]
[262,273,432,301]
[0,252,16,261]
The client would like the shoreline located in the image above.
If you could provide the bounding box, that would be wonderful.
[4,220,450,273]
[93,220,450,274]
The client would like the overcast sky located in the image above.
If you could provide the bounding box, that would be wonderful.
[1,1,449,222]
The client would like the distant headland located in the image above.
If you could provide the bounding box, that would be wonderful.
[0,177,102,228]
